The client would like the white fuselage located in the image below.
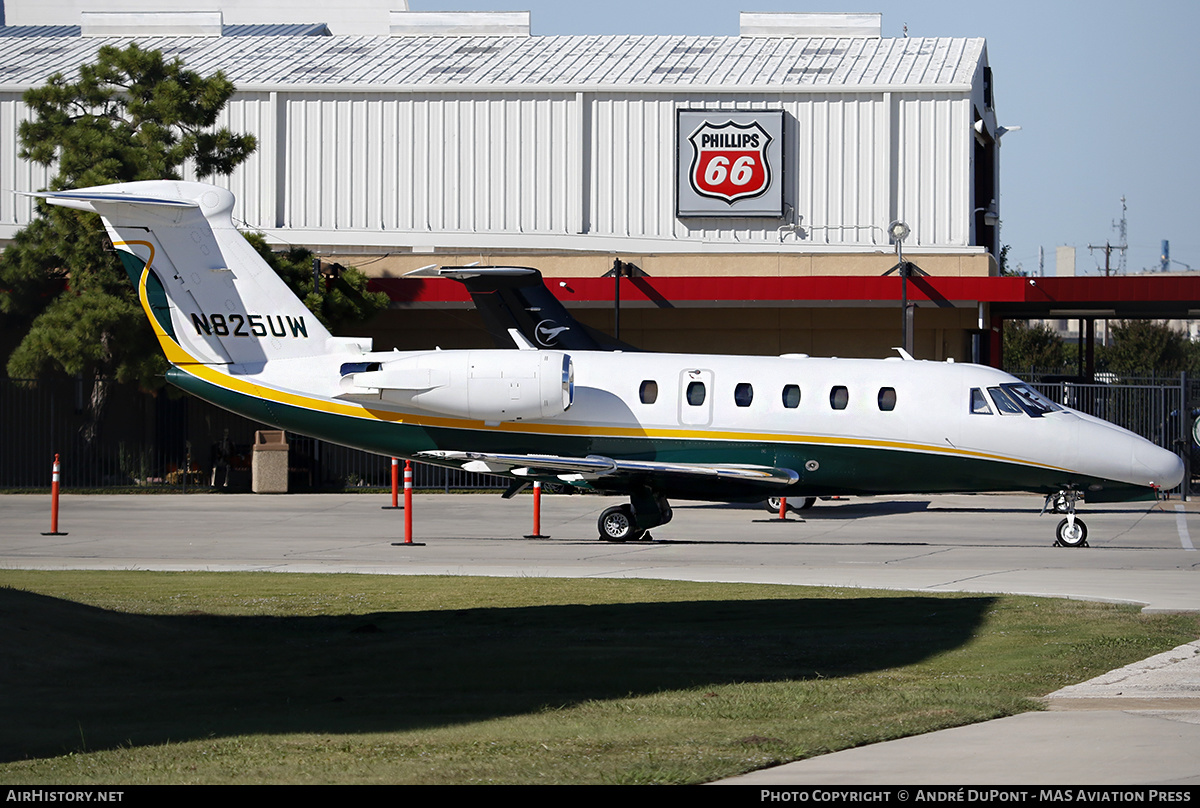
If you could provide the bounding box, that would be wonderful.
[247,347,1183,498]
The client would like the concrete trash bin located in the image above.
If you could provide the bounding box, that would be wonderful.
[252,430,289,493]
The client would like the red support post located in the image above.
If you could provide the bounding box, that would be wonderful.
[382,457,402,509]
[42,453,67,536]
[524,480,550,539]
[404,459,413,542]
[778,496,788,520]
[390,459,424,546]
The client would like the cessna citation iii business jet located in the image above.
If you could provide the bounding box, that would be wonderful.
[37,181,1184,546]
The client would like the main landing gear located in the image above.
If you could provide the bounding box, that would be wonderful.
[598,490,673,542]
[1044,489,1088,547]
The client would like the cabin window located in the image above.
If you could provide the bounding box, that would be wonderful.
[686,381,706,406]
[830,386,849,410]
[734,382,754,407]
[782,384,801,409]
[988,386,1023,416]
[639,380,658,405]
[877,387,897,411]
[970,388,993,414]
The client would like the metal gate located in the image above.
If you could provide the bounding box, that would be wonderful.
[1027,373,1192,497]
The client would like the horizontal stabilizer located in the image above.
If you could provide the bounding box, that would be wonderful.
[26,189,199,212]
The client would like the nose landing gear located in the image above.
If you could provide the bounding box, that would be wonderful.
[1044,489,1088,547]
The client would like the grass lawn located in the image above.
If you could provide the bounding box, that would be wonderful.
[1,570,1196,784]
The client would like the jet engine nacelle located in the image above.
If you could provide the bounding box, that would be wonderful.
[339,350,573,422]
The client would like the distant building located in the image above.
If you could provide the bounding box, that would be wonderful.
[0,4,1012,358]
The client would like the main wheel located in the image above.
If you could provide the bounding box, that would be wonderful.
[599,505,641,542]
[764,496,817,514]
[1055,517,1088,547]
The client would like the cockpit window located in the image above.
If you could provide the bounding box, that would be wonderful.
[1002,383,1062,417]
[970,388,992,415]
[988,386,1023,416]
[987,383,1063,417]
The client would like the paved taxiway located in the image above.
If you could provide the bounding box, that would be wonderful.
[3,490,1199,784]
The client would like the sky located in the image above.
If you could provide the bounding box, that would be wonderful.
[413,0,1200,277]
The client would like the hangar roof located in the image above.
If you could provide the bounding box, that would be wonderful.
[0,33,985,92]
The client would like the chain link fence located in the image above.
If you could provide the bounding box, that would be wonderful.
[0,377,506,492]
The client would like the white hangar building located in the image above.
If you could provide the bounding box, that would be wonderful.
[0,4,1008,360]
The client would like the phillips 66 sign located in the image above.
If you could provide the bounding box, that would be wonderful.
[676,110,784,218]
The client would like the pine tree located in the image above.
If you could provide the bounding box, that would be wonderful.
[1,44,256,407]
[0,44,388,444]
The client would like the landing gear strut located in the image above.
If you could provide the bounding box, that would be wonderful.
[598,490,672,542]
[1044,489,1088,547]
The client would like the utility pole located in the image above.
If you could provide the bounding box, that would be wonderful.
[1089,196,1128,276]
[1087,242,1127,276]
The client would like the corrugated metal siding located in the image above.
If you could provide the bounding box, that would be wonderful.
[188,92,277,230]
[279,92,578,236]
[0,94,54,225]
[895,96,970,248]
[581,92,965,248]
[0,32,986,251]
[0,87,973,250]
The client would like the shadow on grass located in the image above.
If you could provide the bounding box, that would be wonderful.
[1,587,994,762]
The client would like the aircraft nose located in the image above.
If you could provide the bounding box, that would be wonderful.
[1132,439,1185,490]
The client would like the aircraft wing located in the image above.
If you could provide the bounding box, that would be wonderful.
[417,450,798,486]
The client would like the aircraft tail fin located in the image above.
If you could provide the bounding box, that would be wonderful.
[37,181,359,368]
[407,265,637,352]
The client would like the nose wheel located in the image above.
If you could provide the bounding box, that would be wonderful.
[1045,489,1088,547]
[1055,517,1088,547]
